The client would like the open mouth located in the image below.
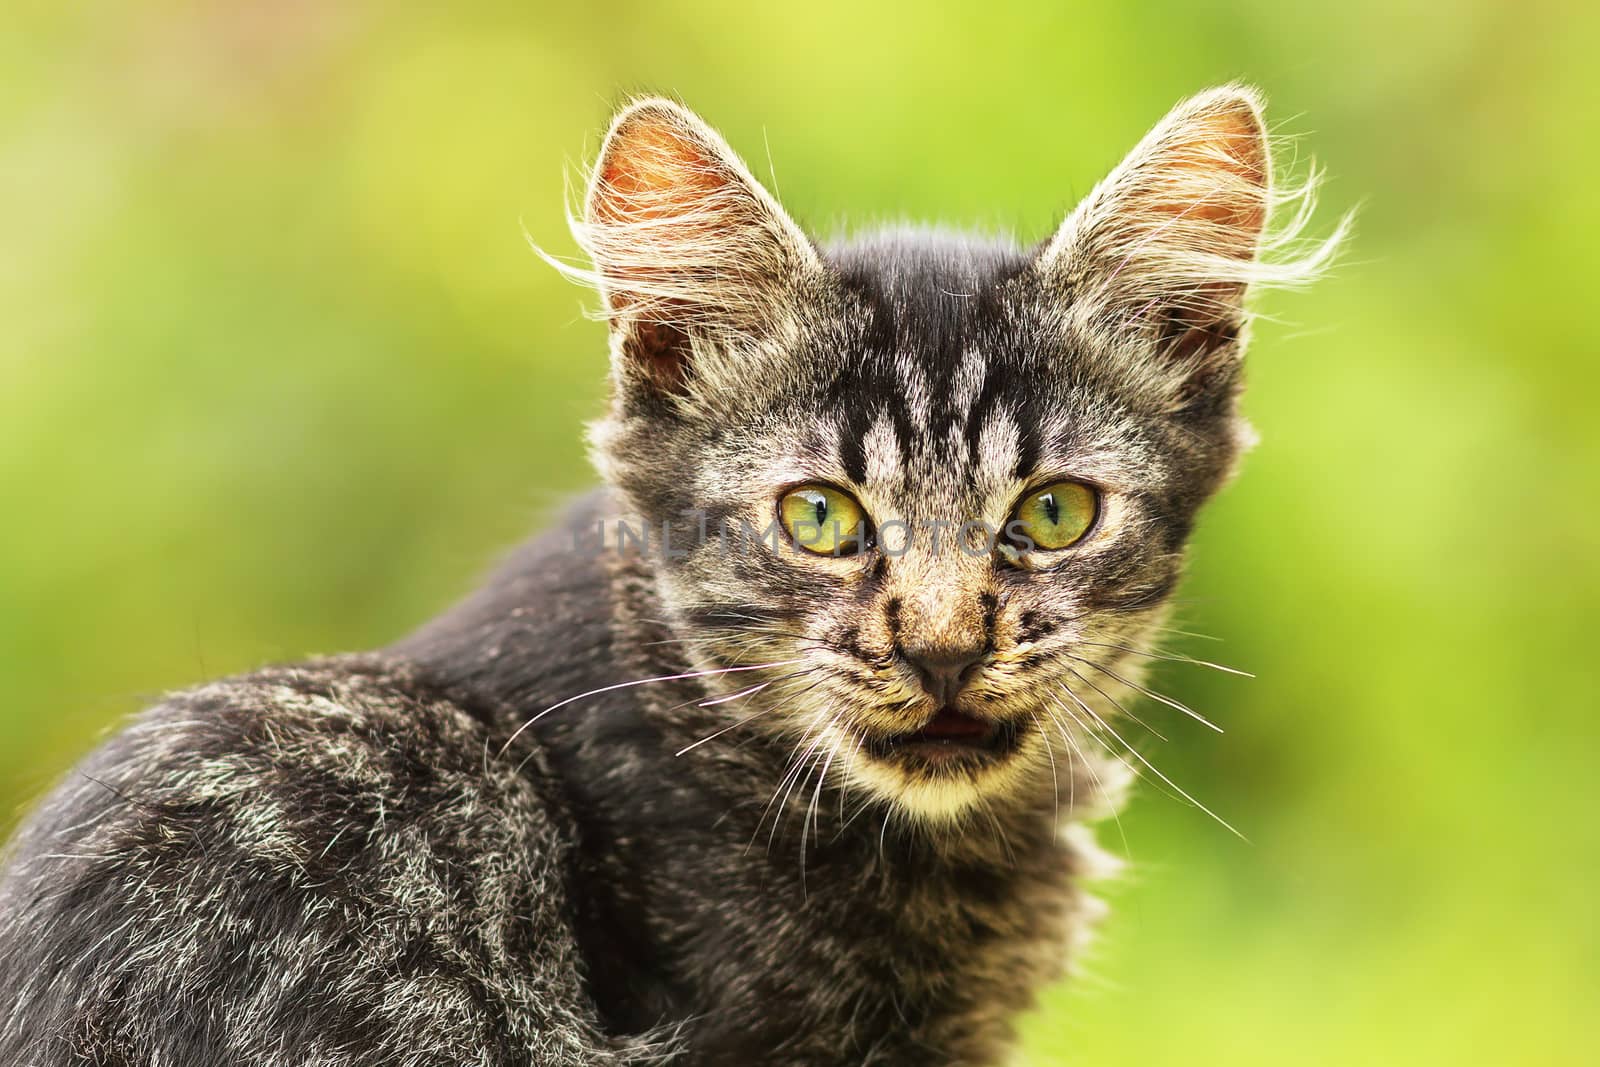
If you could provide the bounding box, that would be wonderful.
[865,707,1022,767]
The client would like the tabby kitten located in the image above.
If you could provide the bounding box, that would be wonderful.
[0,87,1338,1065]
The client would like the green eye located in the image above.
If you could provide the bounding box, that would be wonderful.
[1009,480,1098,551]
[779,485,870,556]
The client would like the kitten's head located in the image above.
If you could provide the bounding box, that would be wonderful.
[559,89,1340,822]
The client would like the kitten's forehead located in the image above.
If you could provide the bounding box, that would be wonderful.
[822,228,1031,333]
[681,227,1185,527]
[811,228,1138,504]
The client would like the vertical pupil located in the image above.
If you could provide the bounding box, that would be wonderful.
[812,497,828,526]
[1042,492,1060,526]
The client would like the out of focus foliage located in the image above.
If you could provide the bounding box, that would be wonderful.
[3,2,1595,1064]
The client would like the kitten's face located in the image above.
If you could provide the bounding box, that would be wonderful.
[571,91,1332,821]
[598,237,1238,819]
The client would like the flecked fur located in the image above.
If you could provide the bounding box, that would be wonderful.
[0,89,1340,1065]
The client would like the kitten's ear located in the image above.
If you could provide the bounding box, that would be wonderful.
[1038,86,1310,403]
[575,98,819,397]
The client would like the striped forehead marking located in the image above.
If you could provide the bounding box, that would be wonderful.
[950,347,988,418]
[894,352,933,428]
[861,411,904,486]
[839,344,1040,494]
[975,409,1024,494]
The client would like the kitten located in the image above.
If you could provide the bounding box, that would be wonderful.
[0,87,1339,1065]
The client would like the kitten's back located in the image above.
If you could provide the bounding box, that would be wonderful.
[0,653,649,1065]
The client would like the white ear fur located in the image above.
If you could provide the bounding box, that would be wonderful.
[544,98,819,394]
[1040,85,1347,383]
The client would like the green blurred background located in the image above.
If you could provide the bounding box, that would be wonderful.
[3,2,1595,1063]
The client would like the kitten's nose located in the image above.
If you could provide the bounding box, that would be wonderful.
[903,645,987,705]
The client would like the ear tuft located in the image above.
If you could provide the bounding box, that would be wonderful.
[1040,85,1348,404]
[590,101,733,227]
[1157,87,1270,236]
[546,98,817,397]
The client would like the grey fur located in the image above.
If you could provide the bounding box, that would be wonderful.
[0,90,1337,1065]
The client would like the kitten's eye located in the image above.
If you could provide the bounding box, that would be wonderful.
[1008,481,1098,551]
[778,485,870,556]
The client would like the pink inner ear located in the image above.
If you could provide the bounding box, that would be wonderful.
[1144,103,1270,257]
[591,117,724,319]
[579,101,818,400]
[623,319,692,394]
[585,106,762,396]
[594,118,724,226]
[1124,101,1271,388]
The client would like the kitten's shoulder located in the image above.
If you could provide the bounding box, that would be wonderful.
[2,656,546,869]
[0,657,620,1065]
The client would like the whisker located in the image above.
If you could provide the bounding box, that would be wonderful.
[1148,623,1224,643]
[697,679,773,708]
[1050,689,1187,810]
[802,715,846,870]
[778,715,839,870]
[677,670,824,757]
[1039,696,1130,859]
[753,703,835,855]
[1076,638,1253,678]
[977,793,1017,866]
[675,705,771,756]
[1029,708,1061,825]
[1067,655,1224,734]
[498,658,804,760]
[1062,665,1168,742]
[645,628,850,659]
[1057,682,1246,841]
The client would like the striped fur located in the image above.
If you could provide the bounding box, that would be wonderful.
[0,90,1340,1065]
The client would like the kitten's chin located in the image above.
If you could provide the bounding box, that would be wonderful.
[839,711,1035,823]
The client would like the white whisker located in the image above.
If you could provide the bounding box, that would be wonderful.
[1057,682,1246,841]
[1068,655,1223,734]
[499,658,804,761]
[1076,637,1253,678]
